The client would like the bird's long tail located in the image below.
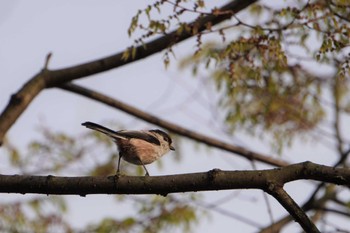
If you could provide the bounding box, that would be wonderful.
[82,121,124,139]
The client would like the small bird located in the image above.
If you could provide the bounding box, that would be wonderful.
[82,121,175,176]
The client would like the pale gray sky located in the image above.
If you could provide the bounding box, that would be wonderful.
[0,1,349,232]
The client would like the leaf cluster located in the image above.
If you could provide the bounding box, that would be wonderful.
[87,195,198,233]
[177,0,350,151]
[0,196,71,233]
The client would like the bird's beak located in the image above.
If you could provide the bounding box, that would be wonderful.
[170,145,175,151]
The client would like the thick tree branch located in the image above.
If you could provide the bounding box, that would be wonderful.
[0,161,348,231]
[0,0,257,145]
[60,83,289,167]
[0,72,48,145]
[0,162,348,195]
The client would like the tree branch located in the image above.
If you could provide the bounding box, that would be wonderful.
[44,0,257,87]
[266,185,320,233]
[60,82,289,167]
[260,180,336,233]
[0,0,257,145]
[0,161,348,231]
[0,162,348,195]
[0,72,48,145]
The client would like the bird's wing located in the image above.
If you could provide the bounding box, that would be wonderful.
[82,122,161,145]
[117,130,161,145]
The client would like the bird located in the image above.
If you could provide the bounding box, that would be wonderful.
[81,121,175,176]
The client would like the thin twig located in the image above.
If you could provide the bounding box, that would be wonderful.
[43,52,52,70]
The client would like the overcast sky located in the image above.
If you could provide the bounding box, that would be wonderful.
[1,1,349,232]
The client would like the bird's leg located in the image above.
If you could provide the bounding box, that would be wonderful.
[137,158,150,176]
[142,164,150,176]
[116,153,122,176]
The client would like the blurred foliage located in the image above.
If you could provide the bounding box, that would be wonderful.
[87,195,199,233]
[0,195,71,233]
[126,0,350,152]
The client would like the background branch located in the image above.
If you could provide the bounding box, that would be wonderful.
[60,82,289,167]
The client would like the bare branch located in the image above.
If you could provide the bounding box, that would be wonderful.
[267,185,320,233]
[43,52,53,70]
[0,161,349,231]
[0,161,348,193]
[44,0,257,87]
[0,72,48,145]
[60,82,289,167]
[2,162,348,195]
[260,181,336,233]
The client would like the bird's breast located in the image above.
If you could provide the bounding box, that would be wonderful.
[116,139,162,165]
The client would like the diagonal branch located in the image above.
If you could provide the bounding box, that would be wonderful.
[60,82,289,167]
[44,0,257,87]
[261,148,350,232]
[267,185,320,233]
[0,0,257,146]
